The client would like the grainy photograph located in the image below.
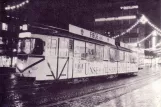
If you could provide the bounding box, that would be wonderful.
[0,0,161,107]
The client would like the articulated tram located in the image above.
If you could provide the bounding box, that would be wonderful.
[16,24,139,81]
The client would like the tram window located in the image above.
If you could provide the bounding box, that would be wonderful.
[18,38,44,55]
[46,37,57,56]
[130,53,137,63]
[96,45,103,61]
[74,40,85,59]
[115,50,120,61]
[109,48,116,62]
[104,46,110,60]
[18,39,35,54]
[51,39,57,49]
[129,53,133,63]
[127,53,131,63]
[119,51,125,61]
[59,38,69,57]
[86,43,95,61]
[32,39,44,55]
[124,52,127,62]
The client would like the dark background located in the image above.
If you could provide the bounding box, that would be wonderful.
[1,0,161,30]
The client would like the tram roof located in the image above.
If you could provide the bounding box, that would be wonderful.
[29,24,115,46]
[27,24,132,51]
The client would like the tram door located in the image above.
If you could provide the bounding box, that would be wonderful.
[45,36,59,80]
[46,37,69,80]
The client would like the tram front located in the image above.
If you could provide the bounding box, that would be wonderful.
[16,32,45,78]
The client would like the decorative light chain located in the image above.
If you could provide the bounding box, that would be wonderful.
[112,14,149,39]
[137,31,161,51]
[5,0,29,10]
[128,31,153,47]
[111,14,161,53]
[148,21,161,34]
[112,20,140,39]
[137,31,153,44]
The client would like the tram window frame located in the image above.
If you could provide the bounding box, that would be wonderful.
[74,40,86,59]
[59,37,69,58]
[86,42,96,61]
[103,46,110,61]
[115,50,120,62]
[46,37,57,56]
[17,38,45,55]
[119,50,125,62]
[109,48,116,62]
[17,38,35,54]
[126,52,130,63]
[130,52,137,63]
[95,44,104,61]
[129,53,133,63]
[30,38,45,55]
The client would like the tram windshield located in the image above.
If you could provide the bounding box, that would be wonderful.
[17,38,44,55]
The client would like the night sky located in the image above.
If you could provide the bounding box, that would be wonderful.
[1,0,161,30]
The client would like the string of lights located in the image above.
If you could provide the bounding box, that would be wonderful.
[112,14,161,53]
[138,38,161,52]
[128,31,153,47]
[134,39,161,51]
[136,32,153,44]
[5,0,29,11]
[112,20,140,39]
[148,21,161,34]
[112,15,149,39]
[137,30,161,51]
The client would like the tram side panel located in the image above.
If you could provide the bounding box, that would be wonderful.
[72,41,105,78]
[71,40,118,78]
[118,50,126,74]
[133,52,139,73]
[130,52,138,73]
[127,52,131,73]
[108,48,117,75]
[72,40,86,78]
[84,43,105,77]
[103,46,109,75]
[16,33,138,81]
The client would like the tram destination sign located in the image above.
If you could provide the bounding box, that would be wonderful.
[69,24,115,45]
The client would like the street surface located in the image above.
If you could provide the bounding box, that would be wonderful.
[47,66,161,107]
[3,65,161,107]
[98,78,161,107]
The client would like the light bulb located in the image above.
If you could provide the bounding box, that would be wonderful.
[17,5,20,8]
[22,2,25,5]
[26,0,29,3]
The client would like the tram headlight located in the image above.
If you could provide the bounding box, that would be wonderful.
[17,63,24,70]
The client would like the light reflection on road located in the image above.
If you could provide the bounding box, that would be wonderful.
[97,77,161,107]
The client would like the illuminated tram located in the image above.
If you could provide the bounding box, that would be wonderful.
[16,24,139,81]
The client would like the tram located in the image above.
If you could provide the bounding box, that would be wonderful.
[15,24,139,81]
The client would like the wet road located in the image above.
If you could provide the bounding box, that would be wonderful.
[2,66,161,107]
[98,77,161,107]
